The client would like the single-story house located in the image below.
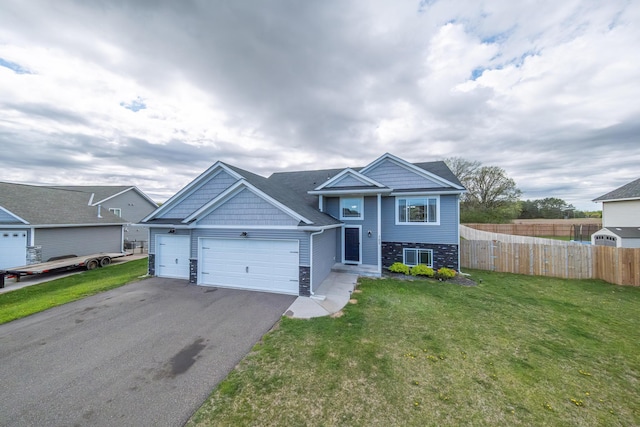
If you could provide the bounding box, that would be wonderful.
[142,153,465,296]
[50,185,158,244]
[592,177,640,248]
[0,182,127,269]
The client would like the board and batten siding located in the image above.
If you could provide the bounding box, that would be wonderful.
[191,229,311,266]
[159,171,237,219]
[34,226,123,262]
[196,188,300,226]
[312,227,338,287]
[381,194,459,244]
[363,160,445,190]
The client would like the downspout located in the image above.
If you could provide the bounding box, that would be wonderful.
[309,228,325,296]
[457,194,462,273]
[377,193,382,275]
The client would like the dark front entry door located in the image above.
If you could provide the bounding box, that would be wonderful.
[344,227,360,264]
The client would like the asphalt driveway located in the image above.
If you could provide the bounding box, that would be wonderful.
[0,278,296,426]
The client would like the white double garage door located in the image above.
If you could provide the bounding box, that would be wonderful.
[156,236,300,295]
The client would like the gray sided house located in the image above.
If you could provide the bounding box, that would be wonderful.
[50,186,158,243]
[143,153,465,296]
[592,177,640,248]
[0,182,127,269]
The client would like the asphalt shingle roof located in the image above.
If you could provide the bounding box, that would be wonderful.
[0,182,126,225]
[594,178,640,202]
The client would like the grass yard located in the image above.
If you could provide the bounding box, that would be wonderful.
[0,258,148,324]
[188,270,640,426]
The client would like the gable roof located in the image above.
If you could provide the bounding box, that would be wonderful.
[593,178,640,202]
[314,168,388,191]
[0,182,126,226]
[50,185,158,207]
[601,227,640,238]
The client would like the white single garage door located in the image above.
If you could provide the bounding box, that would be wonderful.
[156,235,190,279]
[0,230,27,269]
[199,238,299,295]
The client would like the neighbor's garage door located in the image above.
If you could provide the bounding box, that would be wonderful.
[199,238,299,295]
[156,235,190,279]
[0,230,27,269]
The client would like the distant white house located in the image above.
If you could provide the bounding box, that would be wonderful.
[591,178,640,248]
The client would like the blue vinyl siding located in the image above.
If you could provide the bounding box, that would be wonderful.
[159,171,237,219]
[312,227,338,287]
[149,228,191,255]
[381,194,459,244]
[363,160,444,189]
[0,209,21,223]
[191,228,310,266]
[353,196,378,265]
[197,188,299,226]
[325,197,340,218]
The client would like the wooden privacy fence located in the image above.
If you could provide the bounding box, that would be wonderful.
[460,225,584,246]
[464,223,601,238]
[461,240,640,286]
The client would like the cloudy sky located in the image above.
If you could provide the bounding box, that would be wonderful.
[1,1,638,210]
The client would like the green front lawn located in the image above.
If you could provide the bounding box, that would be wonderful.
[188,271,640,426]
[0,258,148,324]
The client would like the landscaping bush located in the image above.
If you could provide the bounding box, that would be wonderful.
[389,262,410,275]
[410,264,434,277]
[436,267,456,280]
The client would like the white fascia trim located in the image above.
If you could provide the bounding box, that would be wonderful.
[87,193,95,205]
[390,190,464,196]
[90,187,133,205]
[143,162,243,221]
[149,224,190,229]
[314,168,387,190]
[29,223,126,228]
[92,187,159,208]
[308,188,393,195]
[184,180,313,225]
[595,197,640,203]
[0,206,29,224]
[360,153,465,190]
[299,223,343,231]
[189,225,302,230]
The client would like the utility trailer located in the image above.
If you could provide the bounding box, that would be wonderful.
[0,252,132,288]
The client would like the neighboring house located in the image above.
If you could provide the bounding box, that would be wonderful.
[50,186,158,244]
[592,177,640,248]
[142,153,465,296]
[0,182,127,269]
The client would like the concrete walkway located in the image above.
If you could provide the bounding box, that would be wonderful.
[285,271,359,319]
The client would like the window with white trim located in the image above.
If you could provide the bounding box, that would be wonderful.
[403,248,433,267]
[396,196,438,224]
[109,208,122,217]
[340,197,363,220]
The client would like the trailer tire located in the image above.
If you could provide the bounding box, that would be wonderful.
[100,257,111,267]
[86,259,99,270]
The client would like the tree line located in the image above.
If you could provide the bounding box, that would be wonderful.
[444,158,602,223]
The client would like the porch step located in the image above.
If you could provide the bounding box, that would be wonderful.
[331,263,381,277]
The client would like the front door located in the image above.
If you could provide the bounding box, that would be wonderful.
[344,227,360,264]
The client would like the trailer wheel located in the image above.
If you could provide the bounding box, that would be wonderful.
[100,257,111,267]
[86,259,99,270]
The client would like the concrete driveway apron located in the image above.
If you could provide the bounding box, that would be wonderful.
[0,278,295,427]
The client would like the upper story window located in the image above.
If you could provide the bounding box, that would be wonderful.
[396,196,438,225]
[340,197,364,220]
[109,208,122,217]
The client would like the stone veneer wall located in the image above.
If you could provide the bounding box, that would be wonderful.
[148,253,155,276]
[189,259,197,284]
[381,242,459,271]
[299,266,310,296]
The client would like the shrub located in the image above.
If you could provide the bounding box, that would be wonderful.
[410,264,435,277]
[436,267,456,280]
[389,262,410,275]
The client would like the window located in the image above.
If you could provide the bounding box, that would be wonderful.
[396,196,438,224]
[109,208,122,217]
[340,197,363,220]
[403,248,433,267]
